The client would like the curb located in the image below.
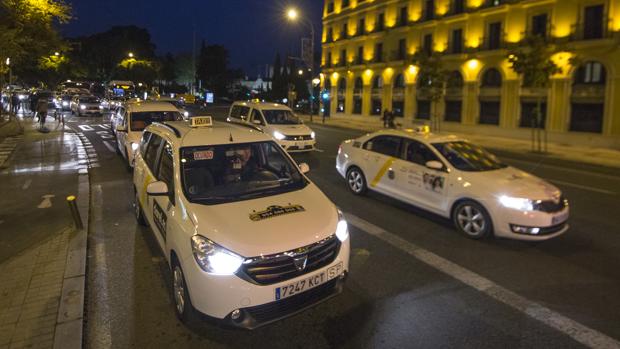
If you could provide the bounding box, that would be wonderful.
[53,133,90,349]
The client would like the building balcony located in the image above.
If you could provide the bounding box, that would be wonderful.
[572,84,606,99]
[477,35,507,51]
[570,20,614,41]
[520,87,548,98]
[389,50,407,62]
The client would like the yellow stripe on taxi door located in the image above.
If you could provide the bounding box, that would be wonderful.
[370,157,396,188]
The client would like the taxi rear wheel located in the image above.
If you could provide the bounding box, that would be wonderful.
[453,201,492,239]
[172,258,197,323]
[134,191,146,226]
[347,167,367,195]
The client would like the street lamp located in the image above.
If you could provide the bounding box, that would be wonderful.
[286,7,316,122]
[298,69,304,76]
[128,52,134,58]
[5,57,11,86]
[54,52,60,56]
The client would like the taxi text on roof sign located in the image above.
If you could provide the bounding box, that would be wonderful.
[191,116,213,128]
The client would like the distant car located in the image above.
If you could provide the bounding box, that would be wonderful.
[114,101,183,168]
[336,128,570,241]
[150,96,190,119]
[227,101,316,152]
[72,96,102,117]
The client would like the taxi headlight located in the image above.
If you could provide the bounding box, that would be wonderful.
[336,210,349,242]
[183,111,189,117]
[499,195,534,211]
[80,104,86,110]
[311,131,316,139]
[62,101,69,106]
[191,235,243,275]
[273,131,286,140]
[130,142,139,151]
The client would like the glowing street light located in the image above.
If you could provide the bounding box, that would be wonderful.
[286,6,317,120]
[128,52,134,58]
[54,52,60,56]
[5,57,9,66]
[287,8,298,20]
[298,69,304,76]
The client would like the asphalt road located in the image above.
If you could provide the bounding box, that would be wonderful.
[70,106,620,348]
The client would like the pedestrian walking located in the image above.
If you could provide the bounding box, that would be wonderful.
[36,96,49,129]
[387,110,396,128]
[10,93,19,114]
[29,93,37,118]
[382,109,390,128]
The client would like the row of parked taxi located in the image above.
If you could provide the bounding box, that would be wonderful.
[107,98,569,329]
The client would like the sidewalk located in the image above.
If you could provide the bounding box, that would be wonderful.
[299,114,620,169]
[0,117,89,349]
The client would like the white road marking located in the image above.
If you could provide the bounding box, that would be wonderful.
[504,157,620,182]
[96,131,114,140]
[37,194,55,209]
[22,179,32,190]
[313,148,325,153]
[345,213,620,349]
[78,125,94,131]
[549,179,616,196]
[102,141,116,153]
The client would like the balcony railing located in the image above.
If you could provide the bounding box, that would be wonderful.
[389,50,407,62]
[570,20,613,41]
[572,84,606,99]
[478,34,507,51]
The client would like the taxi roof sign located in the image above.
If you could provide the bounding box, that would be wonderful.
[190,116,213,128]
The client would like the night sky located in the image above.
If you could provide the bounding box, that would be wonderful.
[63,0,323,77]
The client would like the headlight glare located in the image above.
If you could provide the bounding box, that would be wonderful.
[273,131,286,140]
[499,195,533,211]
[130,142,139,151]
[311,131,316,139]
[191,235,243,275]
[336,210,349,242]
[80,104,86,110]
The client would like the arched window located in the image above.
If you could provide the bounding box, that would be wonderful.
[337,78,347,113]
[446,71,464,88]
[393,74,405,88]
[338,77,347,90]
[574,61,606,85]
[353,77,363,114]
[325,79,332,89]
[570,61,606,133]
[354,77,363,91]
[445,71,464,122]
[481,68,502,87]
[372,76,383,89]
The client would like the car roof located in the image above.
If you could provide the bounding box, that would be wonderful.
[127,101,180,112]
[365,129,466,144]
[147,120,272,148]
[232,100,292,111]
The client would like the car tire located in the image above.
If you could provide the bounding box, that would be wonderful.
[171,257,198,324]
[346,167,367,195]
[453,200,493,240]
[134,190,146,226]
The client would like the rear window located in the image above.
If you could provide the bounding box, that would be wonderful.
[130,111,183,131]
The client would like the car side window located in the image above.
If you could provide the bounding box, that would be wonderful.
[139,131,152,157]
[144,134,163,174]
[239,106,250,120]
[230,106,241,118]
[250,109,264,125]
[363,136,401,157]
[403,139,440,166]
[157,142,175,205]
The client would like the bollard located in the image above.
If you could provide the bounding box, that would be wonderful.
[67,195,83,230]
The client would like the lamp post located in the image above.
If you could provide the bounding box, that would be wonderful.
[6,57,12,86]
[286,7,316,122]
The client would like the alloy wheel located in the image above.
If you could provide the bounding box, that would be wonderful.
[173,266,186,315]
[457,205,486,237]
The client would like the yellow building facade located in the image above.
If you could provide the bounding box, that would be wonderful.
[321,0,620,148]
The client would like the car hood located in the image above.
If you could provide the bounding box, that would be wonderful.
[462,166,561,201]
[267,124,312,136]
[187,184,338,257]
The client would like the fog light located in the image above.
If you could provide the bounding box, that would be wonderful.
[231,309,241,321]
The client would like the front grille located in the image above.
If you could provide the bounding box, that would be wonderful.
[243,279,339,324]
[283,134,313,141]
[238,235,341,285]
[539,222,568,235]
[534,196,567,213]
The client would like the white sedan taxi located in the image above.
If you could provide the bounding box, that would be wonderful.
[336,129,569,241]
[133,117,349,328]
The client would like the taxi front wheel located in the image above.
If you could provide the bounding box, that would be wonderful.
[172,258,198,324]
[347,167,367,195]
[453,201,492,239]
[134,191,146,226]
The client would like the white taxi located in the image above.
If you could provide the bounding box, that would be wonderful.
[336,129,569,241]
[133,117,350,328]
[227,101,316,152]
[114,101,183,168]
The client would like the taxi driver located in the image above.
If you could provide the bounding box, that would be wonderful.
[225,145,258,182]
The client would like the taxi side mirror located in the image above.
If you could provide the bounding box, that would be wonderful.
[252,119,263,126]
[299,163,310,174]
[425,160,444,171]
[116,124,127,133]
[147,181,169,196]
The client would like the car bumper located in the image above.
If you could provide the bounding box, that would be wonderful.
[493,205,570,241]
[278,139,316,152]
[180,238,350,328]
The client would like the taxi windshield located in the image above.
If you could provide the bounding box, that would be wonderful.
[130,111,183,131]
[180,141,307,204]
[432,141,507,172]
[262,110,302,125]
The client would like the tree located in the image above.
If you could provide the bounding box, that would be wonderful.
[507,35,567,153]
[196,42,231,97]
[271,53,284,100]
[411,51,447,132]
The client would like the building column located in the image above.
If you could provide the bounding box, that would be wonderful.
[502,80,520,129]
[548,78,571,132]
[384,84,393,112]
[330,86,338,116]
[362,85,371,116]
[463,82,478,125]
[345,82,354,114]
[404,84,415,121]
[606,76,620,136]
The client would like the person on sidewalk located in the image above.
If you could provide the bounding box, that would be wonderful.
[29,92,38,119]
[382,109,390,128]
[11,93,19,114]
[36,96,49,129]
[387,110,396,129]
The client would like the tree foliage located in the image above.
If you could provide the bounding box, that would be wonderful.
[507,36,562,88]
[0,0,71,81]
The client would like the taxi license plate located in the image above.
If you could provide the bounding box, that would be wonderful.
[275,262,343,300]
[552,211,568,225]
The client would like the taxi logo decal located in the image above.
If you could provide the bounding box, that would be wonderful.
[370,157,397,187]
[153,201,167,241]
[423,173,445,193]
[249,204,305,221]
